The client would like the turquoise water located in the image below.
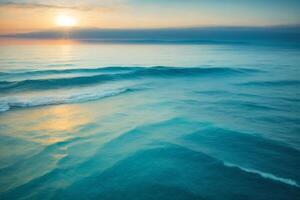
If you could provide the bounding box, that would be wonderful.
[0,43,300,199]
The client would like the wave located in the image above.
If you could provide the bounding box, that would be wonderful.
[0,88,133,113]
[0,66,259,92]
[1,140,299,199]
[224,162,299,188]
[238,80,300,87]
[0,67,139,77]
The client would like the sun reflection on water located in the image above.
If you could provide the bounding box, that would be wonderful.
[0,104,93,145]
[30,105,91,144]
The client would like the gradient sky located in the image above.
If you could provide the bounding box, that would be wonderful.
[0,0,300,33]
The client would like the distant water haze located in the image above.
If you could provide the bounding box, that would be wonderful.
[2,25,300,45]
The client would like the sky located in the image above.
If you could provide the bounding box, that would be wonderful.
[0,0,300,34]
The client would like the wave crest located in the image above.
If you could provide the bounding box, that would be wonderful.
[224,162,299,188]
[0,66,259,92]
[0,88,133,113]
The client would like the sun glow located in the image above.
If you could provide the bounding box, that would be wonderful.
[56,15,77,27]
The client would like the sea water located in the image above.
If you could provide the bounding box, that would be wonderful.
[0,43,299,199]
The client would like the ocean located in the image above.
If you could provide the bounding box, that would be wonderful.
[0,42,299,199]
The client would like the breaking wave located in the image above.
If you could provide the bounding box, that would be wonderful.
[224,162,299,188]
[0,88,133,112]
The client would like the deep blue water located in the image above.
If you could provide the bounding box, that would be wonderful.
[0,43,299,199]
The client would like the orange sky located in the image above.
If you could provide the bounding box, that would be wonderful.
[0,0,299,34]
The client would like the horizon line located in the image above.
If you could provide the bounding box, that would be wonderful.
[2,23,300,36]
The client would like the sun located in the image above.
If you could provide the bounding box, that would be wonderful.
[56,15,77,27]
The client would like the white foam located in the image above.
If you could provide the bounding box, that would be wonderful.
[0,88,129,113]
[0,103,10,112]
[224,162,299,188]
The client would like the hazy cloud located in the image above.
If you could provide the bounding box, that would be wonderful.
[0,1,118,11]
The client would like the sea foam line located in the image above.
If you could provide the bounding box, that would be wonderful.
[0,88,132,113]
[224,162,299,188]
